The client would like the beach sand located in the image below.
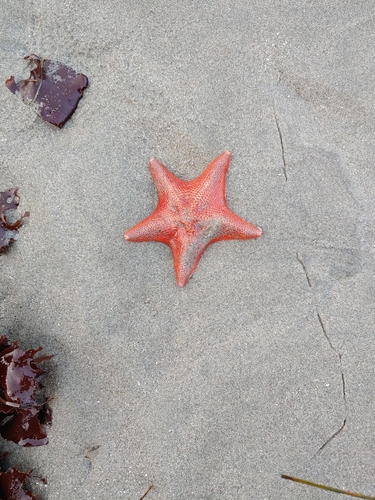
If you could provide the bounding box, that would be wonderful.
[1,1,375,498]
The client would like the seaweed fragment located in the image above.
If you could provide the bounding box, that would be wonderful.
[0,188,29,253]
[0,464,40,500]
[6,55,88,128]
[281,474,375,499]
[0,336,53,446]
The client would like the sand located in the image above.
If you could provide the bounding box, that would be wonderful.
[1,1,375,498]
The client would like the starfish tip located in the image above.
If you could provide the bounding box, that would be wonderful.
[216,150,231,165]
[149,157,162,169]
[124,229,134,241]
[176,274,190,287]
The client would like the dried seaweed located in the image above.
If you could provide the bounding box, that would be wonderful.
[281,474,375,499]
[0,465,40,500]
[0,336,53,446]
[0,188,29,253]
[6,55,88,128]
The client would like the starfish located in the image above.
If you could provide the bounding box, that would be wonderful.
[124,151,262,286]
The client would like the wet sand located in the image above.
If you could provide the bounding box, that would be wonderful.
[1,1,375,498]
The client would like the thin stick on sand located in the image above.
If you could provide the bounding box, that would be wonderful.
[282,475,375,499]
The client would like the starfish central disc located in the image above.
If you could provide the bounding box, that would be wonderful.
[124,151,262,286]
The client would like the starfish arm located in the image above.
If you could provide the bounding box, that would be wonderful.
[169,235,207,287]
[149,158,185,206]
[124,211,174,243]
[215,208,262,241]
[190,151,230,205]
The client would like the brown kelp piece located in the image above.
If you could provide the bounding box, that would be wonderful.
[0,336,53,446]
[0,188,29,253]
[0,465,40,500]
[6,54,88,128]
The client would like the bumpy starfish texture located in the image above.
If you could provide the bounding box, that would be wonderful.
[124,151,261,286]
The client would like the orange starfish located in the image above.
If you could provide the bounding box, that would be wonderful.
[124,151,262,286]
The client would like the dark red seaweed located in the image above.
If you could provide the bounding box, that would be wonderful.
[6,55,88,128]
[0,189,29,253]
[0,465,40,500]
[0,336,53,446]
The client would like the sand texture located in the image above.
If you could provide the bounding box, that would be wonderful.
[1,1,375,498]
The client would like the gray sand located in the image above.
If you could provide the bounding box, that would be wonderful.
[1,1,375,498]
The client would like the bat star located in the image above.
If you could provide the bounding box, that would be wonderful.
[124,151,262,287]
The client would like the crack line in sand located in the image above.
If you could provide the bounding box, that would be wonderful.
[316,418,347,454]
[315,311,348,454]
[139,485,153,500]
[317,311,334,351]
[297,256,348,443]
[296,252,312,288]
[273,105,288,181]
